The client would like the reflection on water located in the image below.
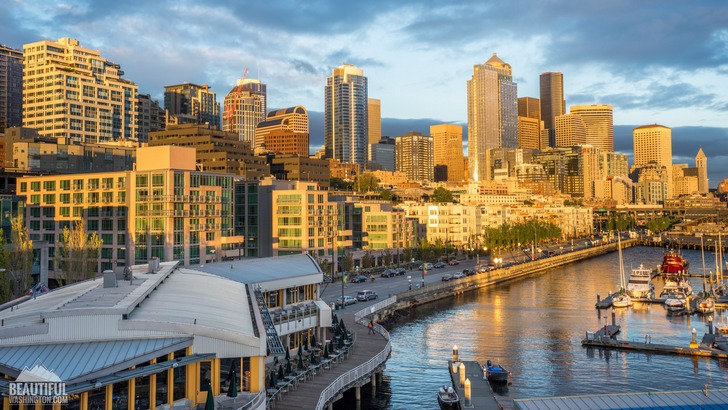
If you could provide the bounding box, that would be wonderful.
[334,247,728,410]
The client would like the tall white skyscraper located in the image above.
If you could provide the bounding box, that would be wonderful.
[325,64,368,167]
[467,53,517,181]
[223,78,267,147]
[570,104,614,152]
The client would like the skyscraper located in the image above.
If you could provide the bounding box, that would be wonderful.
[696,147,708,194]
[370,136,396,171]
[136,93,165,143]
[430,124,464,182]
[517,116,541,150]
[633,124,673,198]
[368,98,381,146]
[325,64,368,167]
[23,38,138,143]
[539,72,565,148]
[396,132,433,182]
[223,78,267,147]
[554,114,587,147]
[570,104,614,152]
[255,106,309,156]
[467,53,518,181]
[0,44,23,132]
[517,97,541,122]
[164,83,221,129]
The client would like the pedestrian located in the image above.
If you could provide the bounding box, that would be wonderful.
[368,319,374,335]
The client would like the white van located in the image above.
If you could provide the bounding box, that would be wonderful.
[357,290,378,301]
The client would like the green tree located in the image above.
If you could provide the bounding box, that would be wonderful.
[56,220,103,286]
[330,178,353,191]
[356,173,379,193]
[380,189,393,201]
[317,257,332,277]
[0,235,12,303]
[431,187,453,203]
[5,218,34,298]
[341,251,354,273]
[383,249,393,266]
[361,250,374,269]
[402,248,413,264]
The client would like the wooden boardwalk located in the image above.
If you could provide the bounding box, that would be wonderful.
[270,310,388,409]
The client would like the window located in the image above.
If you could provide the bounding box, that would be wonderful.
[87,220,98,231]
[30,181,40,192]
[59,207,70,217]
[43,181,56,191]
[152,174,164,187]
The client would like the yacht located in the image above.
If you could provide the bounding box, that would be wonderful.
[659,274,693,300]
[626,264,654,299]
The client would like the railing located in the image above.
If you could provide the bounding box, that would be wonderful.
[254,287,286,356]
[270,303,319,326]
[237,391,265,410]
[314,299,394,410]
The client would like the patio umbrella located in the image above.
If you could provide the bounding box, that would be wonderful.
[285,346,290,362]
[339,318,346,333]
[310,333,317,349]
[285,359,292,374]
[310,350,316,365]
[297,354,304,370]
[323,344,329,359]
[303,336,309,351]
[269,371,276,389]
[338,335,345,350]
[278,364,284,380]
[298,346,303,357]
[205,385,215,410]
[226,369,238,398]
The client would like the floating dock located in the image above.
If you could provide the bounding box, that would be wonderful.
[448,360,503,410]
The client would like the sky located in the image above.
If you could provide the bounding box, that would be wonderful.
[2,0,728,185]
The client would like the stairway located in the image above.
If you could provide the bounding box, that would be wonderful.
[254,287,286,356]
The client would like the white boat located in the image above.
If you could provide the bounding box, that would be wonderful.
[697,295,715,314]
[437,385,459,409]
[659,275,693,300]
[713,321,728,352]
[626,264,654,299]
[663,291,687,311]
[612,291,633,308]
[612,235,632,308]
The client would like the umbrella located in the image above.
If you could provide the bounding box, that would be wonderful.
[310,333,317,349]
[278,364,284,380]
[298,346,303,357]
[303,336,309,351]
[226,369,238,398]
[339,318,346,333]
[310,350,316,365]
[285,359,292,374]
[323,344,329,359]
[205,385,215,410]
[269,371,276,389]
[297,354,304,370]
[285,346,290,362]
[338,335,344,350]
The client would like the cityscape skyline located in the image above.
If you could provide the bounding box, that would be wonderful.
[1,1,727,185]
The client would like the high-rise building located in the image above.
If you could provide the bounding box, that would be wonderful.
[370,136,396,171]
[554,114,587,147]
[430,124,464,182]
[696,147,708,194]
[395,132,433,182]
[223,78,267,147]
[255,106,308,156]
[517,97,541,122]
[633,124,673,198]
[325,64,368,167]
[570,104,614,152]
[517,116,541,150]
[368,98,381,146]
[136,93,165,143]
[0,44,23,132]
[467,53,518,181]
[23,38,138,143]
[164,83,221,129]
[539,72,565,148]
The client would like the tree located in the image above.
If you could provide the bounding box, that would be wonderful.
[361,250,374,269]
[5,217,34,298]
[0,235,12,303]
[317,257,332,277]
[330,178,353,191]
[55,220,103,286]
[431,187,453,203]
[356,173,379,193]
[341,251,354,273]
[380,190,393,201]
[383,249,393,266]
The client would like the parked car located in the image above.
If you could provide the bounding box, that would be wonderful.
[356,290,378,301]
[479,265,489,273]
[395,268,407,276]
[441,274,452,282]
[350,275,368,283]
[462,269,474,276]
[448,260,460,266]
[418,263,433,270]
[335,295,357,306]
[381,269,396,278]
[434,262,447,269]
[452,272,466,279]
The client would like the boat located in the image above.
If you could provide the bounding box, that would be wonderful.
[660,248,689,274]
[659,275,693,300]
[697,293,715,314]
[612,290,633,308]
[712,321,728,352]
[663,291,687,311]
[437,385,459,409]
[483,360,509,383]
[626,264,654,299]
[612,235,632,308]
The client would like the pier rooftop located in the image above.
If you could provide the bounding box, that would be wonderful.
[514,389,728,409]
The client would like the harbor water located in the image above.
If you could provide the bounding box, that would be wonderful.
[334,246,728,409]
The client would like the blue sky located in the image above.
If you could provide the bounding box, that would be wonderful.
[3,0,728,185]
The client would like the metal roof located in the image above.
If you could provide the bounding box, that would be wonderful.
[194,253,322,285]
[0,337,190,383]
[514,389,728,410]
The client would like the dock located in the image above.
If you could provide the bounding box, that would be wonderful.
[447,360,503,410]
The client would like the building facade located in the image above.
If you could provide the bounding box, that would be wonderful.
[539,72,565,135]
[431,124,465,182]
[136,93,165,143]
[223,79,267,147]
[369,136,396,171]
[467,53,518,181]
[517,116,542,150]
[324,64,368,167]
[368,98,381,146]
[554,114,587,147]
[255,106,308,156]
[164,83,221,129]
[0,44,23,132]
[633,124,673,198]
[696,147,708,194]
[22,38,138,143]
[570,104,614,152]
[396,132,434,182]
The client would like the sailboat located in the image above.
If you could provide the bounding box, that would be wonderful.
[612,234,632,308]
[695,237,716,314]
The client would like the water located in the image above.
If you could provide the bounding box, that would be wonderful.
[334,246,728,409]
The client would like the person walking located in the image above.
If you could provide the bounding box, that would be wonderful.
[368,319,375,335]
